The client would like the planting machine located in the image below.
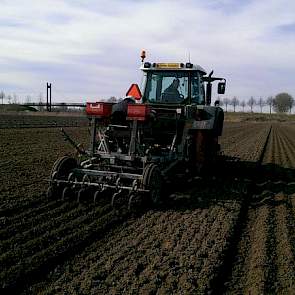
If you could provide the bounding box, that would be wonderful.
[47,52,226,208]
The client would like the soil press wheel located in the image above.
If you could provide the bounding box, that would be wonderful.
[47,156,77,199]
[142,163,162,205]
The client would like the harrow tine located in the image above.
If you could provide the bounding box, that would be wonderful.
[128,193,140,211]
[93,190,101,204]
[46,186,55,200]
[61,187,71,201]
[128,180,141,211]
[111,189,124,209]
[77,188,84,203]
[93,187,107,204]
[77,174,92,203]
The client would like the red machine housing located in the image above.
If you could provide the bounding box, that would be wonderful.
[127,104,150,121]
[86,102,113,117]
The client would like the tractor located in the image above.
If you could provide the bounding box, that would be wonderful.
[47,52,226,208]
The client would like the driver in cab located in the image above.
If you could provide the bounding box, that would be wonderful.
[162,78,181,103]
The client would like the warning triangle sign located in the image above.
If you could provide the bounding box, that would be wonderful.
[126,84,142,100]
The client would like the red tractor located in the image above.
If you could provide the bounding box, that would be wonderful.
[48,54,225,208]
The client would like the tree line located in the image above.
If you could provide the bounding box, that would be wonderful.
[219,93,294,114]
[1,90,294,114]
[0,91,44,105]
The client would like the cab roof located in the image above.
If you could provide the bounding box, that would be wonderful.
[140,62,207,75]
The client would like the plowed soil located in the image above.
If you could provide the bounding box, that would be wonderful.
[0,119,294,294]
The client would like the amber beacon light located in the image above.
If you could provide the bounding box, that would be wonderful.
[141,50,146,62]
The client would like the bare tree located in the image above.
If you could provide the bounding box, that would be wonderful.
[247,96,256,113]
[223,97,230,112]
[13,93,18,104]
[266,96,273,114]
[60,102,68,112]
[7,94,12,104]
[240,100,246,112]
[257,97,266,113]
[230,96,239,112]
[0,91,5,105]
[108,96,117,103]
[25,95,31,104]
[38,93,44,111]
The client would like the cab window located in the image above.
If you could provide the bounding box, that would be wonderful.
[144,71,189,104]
[191,73,205,104]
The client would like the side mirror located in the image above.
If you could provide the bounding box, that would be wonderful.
[217,82,226,94]
[126,84,142,100]
[214,100,220,106]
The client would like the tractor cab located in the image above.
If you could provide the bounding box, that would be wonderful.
[141,62,206,106]
[138,61,226,109]
[123,61,225,151]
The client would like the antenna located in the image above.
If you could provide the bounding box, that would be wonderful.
[188,51,191,63]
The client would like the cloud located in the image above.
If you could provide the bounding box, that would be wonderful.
[0,0,294,102]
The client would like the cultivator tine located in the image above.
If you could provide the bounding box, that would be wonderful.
[93,187,106,204]
[115,177,121,188]
[110,177,126,209]
[128,193,141,211]
[46,186,54,200]
[128,193,135,211]
[93,190,100,204]
[82,174,91,185]
[59,172,77,201]
[67,172,79,189]
[77,175,91,203]
[68,172,74,182]
[77,188,86,203]
[62,187,71,201]
[128,180,141,211]
[111,189,124,209]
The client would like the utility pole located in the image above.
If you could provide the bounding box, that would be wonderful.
[46,82,52,112]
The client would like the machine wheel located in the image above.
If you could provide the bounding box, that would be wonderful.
[142,163,162,205]
[50,156,77,180]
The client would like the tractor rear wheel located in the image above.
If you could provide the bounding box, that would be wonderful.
[142,163,162,205]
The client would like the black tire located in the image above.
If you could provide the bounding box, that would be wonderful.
[50,156,77,180]
[142,163,162,205]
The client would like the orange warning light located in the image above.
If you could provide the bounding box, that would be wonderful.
[141,50,146,62]
[126,83,142,100]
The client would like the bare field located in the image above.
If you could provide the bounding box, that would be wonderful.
[0,119,294,294]
[0,113,88,129]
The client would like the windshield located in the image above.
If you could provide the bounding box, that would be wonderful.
[144,71,205,104]
[144,71,189,104]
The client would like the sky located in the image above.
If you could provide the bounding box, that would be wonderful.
[0,0,295,104]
